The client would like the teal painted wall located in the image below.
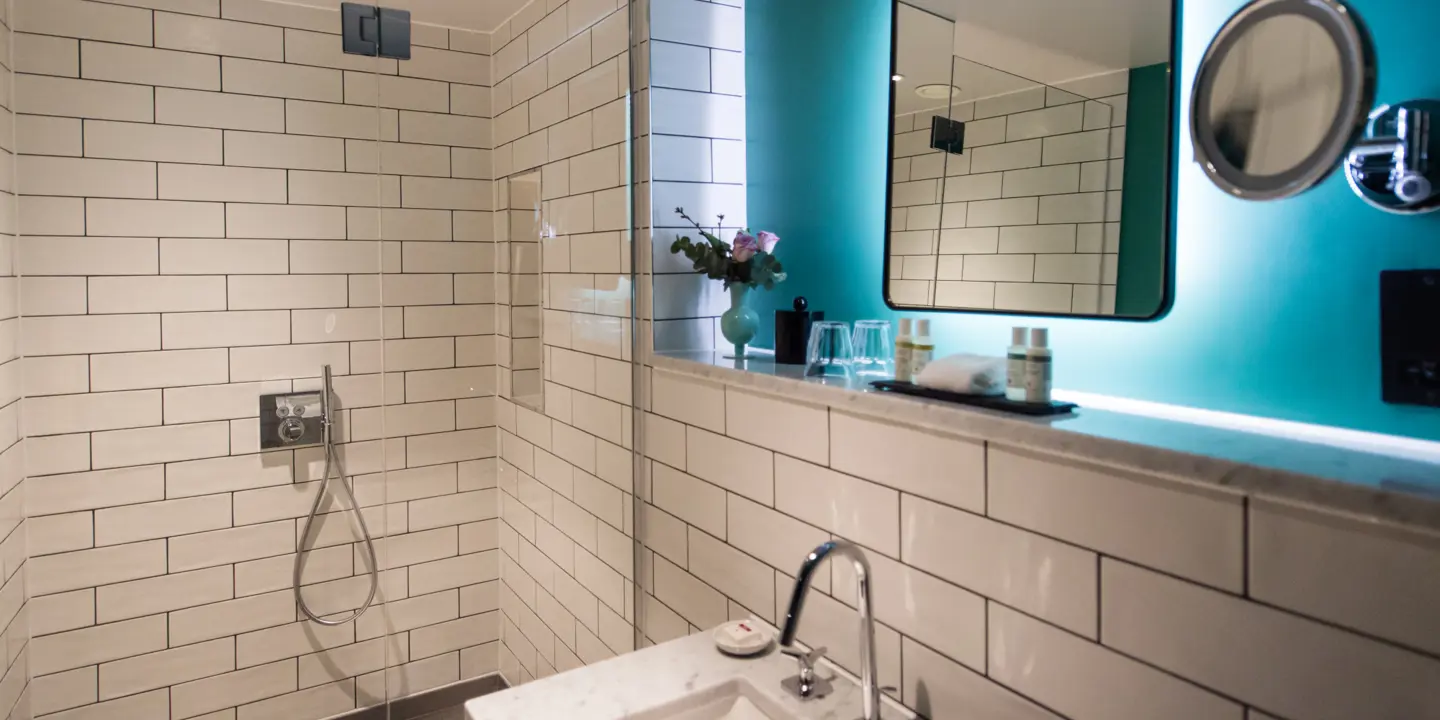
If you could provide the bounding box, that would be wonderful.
[745,0,1440,442]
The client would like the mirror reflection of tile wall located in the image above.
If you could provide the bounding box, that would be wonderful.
[890,72,1128,315]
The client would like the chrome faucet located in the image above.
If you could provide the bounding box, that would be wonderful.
[779,540,880,720]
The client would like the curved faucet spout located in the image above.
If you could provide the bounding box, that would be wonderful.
[778,540,880,720]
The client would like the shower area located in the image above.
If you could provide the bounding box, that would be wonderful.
[0,0,639,717]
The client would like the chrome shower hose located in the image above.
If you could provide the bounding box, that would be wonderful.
[295,365,380,626]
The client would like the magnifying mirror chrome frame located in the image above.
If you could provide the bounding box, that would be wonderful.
[1190,0,1377,201]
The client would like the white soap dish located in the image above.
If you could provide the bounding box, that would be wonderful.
[713,620,774,657]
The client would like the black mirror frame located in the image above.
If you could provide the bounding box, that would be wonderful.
[880,0,1181,322]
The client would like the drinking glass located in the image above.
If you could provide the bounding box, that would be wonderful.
[851,320,893,380]
[806,321,855,384]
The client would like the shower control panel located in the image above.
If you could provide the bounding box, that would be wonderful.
[260,392,325,449]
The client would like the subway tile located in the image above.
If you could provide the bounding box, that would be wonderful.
[967,197,1040,227]
[89,276,227,314]
[1003,164,1082,197]
[902,637,1061,720]
[284,27,395,73]
[17,75,154,122]
[684,426,773,506]
[830,412,985,512]
[834,549,986,672]
[17,33,80,77]
[651,461,725,539]
[223,57,341,101]
[98,637,235,700]
[989,447,1244,591]
[904,494,1097,636]
[356,589,458,641]
[39,688,171,720]
[223,130,345,171]
[169,659,297,720]
[162,310,290,349]
[25,314,160,355]
[169,520,295,572]
[943,173,1003,202]
[351,337,455,373]
[402,177,493,211]
[346,139,450,177]
[343,72,448,113]
[402,45,488,85]
[994,283,1074,314]
[237,678,356,720]
[28,434,94,476]
[87,199,225,238]
[989,603,1242,720]
[91,420,229,469]
[963,254,1035,282]
[159,164,287,203]
[20,196,87,236]
[18,115,83,156]
[400,110,490,148]
[290,240,400,275]
[226,204,348,239]
[1103,559,1440,720]
[1006,103,1085,141]
[18,156,155,199]
[156,11,284,60]
[28,465,164,515]
[775,455,900,558]
[29,512,94,555]
[411,613,499,660]
[156,88,285,132]
[687,527,774,621]
[405,367,492,403]
[31,614,166,675]
[970,139,1042,174]
[651,371,725,433]
[85,120,222,163]
[1039,192,1107,224]
[81,41,220,90]
[289,170,401,208]
[403,241,494,272]
[728,493,831,587]
[30,588,95,636]
[161,238,289,275]
[95,494,230,545]
[1250,499,1440,655]
[295,636,401,690]
[652,554,726,630]
[20,276,85,317]
[31,666,97,716]
[24,389,161,435]
[20,236,157,275]
[999,224,1078,254]
[236,620,354,668]
[286,99,398,141]
[724,388,827,464]
[1043,129,1111,165]
[17,0,154,45]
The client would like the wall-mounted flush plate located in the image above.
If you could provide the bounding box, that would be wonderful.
[341,3,411,60]
[260,392,325,449]
[1381,270,1440,408]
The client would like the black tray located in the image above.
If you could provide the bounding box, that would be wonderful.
[869,381,1077,416]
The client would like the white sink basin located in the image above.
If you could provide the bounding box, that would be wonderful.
[626,679,801,720]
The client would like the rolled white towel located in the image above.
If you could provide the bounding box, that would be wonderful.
[914,353,1006,396]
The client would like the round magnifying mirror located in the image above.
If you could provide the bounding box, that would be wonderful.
[1191,0,1375,200]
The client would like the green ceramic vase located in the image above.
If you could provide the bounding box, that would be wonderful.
[721,285,760,358]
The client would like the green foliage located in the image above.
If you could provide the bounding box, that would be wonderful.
[669,208,788,291]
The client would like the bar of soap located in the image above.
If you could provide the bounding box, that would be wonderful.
[713,620,773,657]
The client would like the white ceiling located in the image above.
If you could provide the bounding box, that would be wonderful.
[903,0,1172,88]
[286,0,530,33]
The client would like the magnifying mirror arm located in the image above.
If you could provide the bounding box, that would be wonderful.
[1347,104,1437,209]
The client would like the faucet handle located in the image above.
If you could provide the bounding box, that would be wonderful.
[780,645,833,700]
[781,644,827,669]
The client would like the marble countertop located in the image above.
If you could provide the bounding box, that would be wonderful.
[651,352,1440,533]
[464,632,912,720]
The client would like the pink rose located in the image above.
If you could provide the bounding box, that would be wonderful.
[757,231,780,253]
[731,231,759,263]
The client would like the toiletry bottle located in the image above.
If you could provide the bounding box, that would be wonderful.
[910,319,935,380]
[1006,327,1029,402]
[894,318,915,383]
[1025,328,1053,403]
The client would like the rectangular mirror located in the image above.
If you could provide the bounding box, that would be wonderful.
[886,0,1176,318]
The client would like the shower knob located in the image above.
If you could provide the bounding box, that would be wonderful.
[278,417,306,444]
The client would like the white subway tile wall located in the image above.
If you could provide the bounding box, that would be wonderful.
[637,367,1440,720]
[0,3,26,719]
[13,0,499,717]
[890,73,1127,314]
[490,0,632,686]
